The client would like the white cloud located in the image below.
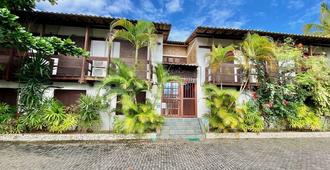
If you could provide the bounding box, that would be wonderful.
[168,27,192,41]
[166,0,183,13]
[37,0,108,15]
[108,0,134,14]
[287,0,305,9]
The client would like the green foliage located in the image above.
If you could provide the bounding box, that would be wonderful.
[113,95,164,134]
[295,56,330,116]
[207,44,235,74]
[287,103,321,130]
[0,102,23,134]
[0,8,88,56]
[43,99,77,133]
[154,64,181,101]
[204,84,242,132]
[78,95,106,132]
[304,2,330,36]
[237,101,264,133]
[109,19,156,67]
[101,59,149,99]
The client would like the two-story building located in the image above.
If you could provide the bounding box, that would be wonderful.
[1,11,330,130]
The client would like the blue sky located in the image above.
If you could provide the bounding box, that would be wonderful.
[37,0,328,41]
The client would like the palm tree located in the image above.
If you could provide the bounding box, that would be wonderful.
[154,64,181,102]
[240,33,275,91]
[304,2,330,36]
[100,59,149,102]
[206,44,235,86]
[108,19,156,70]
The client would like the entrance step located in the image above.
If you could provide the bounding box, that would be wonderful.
[159,118,204,140]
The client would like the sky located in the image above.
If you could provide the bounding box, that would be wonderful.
[37,0,329,41]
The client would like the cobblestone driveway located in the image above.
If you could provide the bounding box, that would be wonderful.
[1,138,330,170]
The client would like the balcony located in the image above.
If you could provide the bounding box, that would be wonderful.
[205,63,258,86]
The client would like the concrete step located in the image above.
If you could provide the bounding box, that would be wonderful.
[159,118,204,140]
[159,134,205,139]
[160,129,202,135]
[161,126,201,131]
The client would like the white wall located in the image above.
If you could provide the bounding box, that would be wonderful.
[195,38,210,118]
[150,34,164,114]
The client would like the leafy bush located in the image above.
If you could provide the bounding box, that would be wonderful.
[0,102,23,134]
[113,95,164,134]
[295,56,330,116]
[287,103,321,130]
[204,84,242,132]
[43,99,78,133]
[78,95,106,132]
[237,101,264,133]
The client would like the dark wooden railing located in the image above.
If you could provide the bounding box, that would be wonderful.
[205,63,258,86]
[163,56,187,64]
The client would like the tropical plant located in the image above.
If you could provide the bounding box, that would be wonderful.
[101,59,149,101]
[238,33,276,95]
[154,64,181,102]
[78,95,106,132]
[0,102,23,134]
[108,19,156,68]
[21,107,45,131]
[113,94,164,134]
[287,103,321,130]
[203,84,242,132]
[295,56,330,116]
[237,100,264,133]
[206,44,235,82]
[304,2,330,36]
[43,99,77,133]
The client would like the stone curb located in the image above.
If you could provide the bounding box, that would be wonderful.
[206,132,330,139]
[0,133,157,142]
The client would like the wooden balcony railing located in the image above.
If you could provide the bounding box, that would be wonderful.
[50,55,108,81]
[205,63,258,86]
[163,56,187,64]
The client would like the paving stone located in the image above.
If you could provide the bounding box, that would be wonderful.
[1,138,330,169]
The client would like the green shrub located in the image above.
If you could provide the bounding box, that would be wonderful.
[113,95,164,134]
[203,84,242,132]
[287,103,321,130]
[21,109,45,131]
[0,102,23,134]
[43,99,78,133]
[78,95,106,132]
[237,101,264,133]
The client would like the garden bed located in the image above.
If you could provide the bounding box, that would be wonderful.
[206,132,330,139]
[0,133,157,142]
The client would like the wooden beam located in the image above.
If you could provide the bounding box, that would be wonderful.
[79,25,90,83]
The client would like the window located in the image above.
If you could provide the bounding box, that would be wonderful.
[54,90,86,106]
[0,88,18,106]
[163,82,179,98]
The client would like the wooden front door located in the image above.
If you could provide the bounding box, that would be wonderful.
[161,78,196,117]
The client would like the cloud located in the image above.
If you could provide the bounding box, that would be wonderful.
[165,0,183,13]
[287,0,305,9]
[108,0,134,14]
[37,0,108,15]
[168,27,192,41]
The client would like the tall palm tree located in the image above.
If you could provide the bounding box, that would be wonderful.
[108,19,156,69]
[304,2,330,36]
[240,33,275,91]
[206,44,235,86]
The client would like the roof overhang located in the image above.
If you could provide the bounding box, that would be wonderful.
[14,10,171,41]
[186,26,330,46]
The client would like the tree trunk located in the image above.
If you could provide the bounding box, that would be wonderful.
[134,47,139,70]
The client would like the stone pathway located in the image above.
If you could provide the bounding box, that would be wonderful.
[1,138,330,169]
